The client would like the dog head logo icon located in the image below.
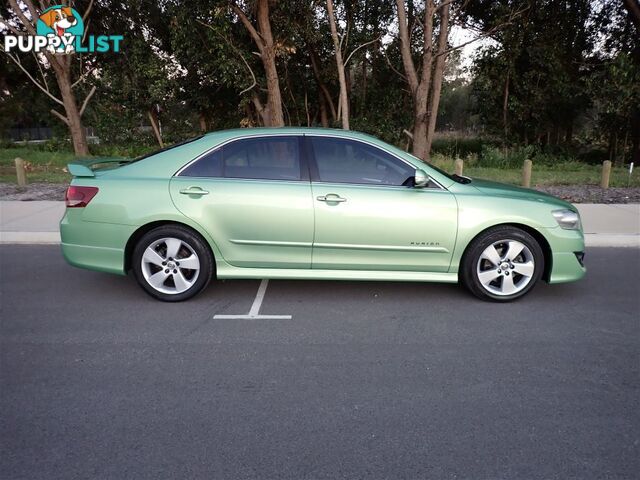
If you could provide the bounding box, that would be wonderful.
[36,6,84,54]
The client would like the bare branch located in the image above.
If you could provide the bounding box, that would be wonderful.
[4,52,65,106]
[50,109,70,126]
[230,2,265,53]
[344,35,381,67]
[7,0,36,35]
[71,66,97,89]
[437,7,527,58]
[79,85,96,117]
[82,18,91,43]
[196,19,257,95]
[82,0,95,22]
[384,51,407,82]
[435,0,455,11]
[32,50,50,93]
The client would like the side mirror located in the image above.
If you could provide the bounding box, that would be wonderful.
[414,168,429,188]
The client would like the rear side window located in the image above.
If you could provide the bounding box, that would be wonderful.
[180,136,302,181]
[180,149,222,177]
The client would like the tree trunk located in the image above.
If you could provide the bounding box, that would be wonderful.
[412,84,429,159]
[251,93,270,126]
[565,120,573,144]
[396,0,435,160]
[502,70,510,139]
[319,93,329,127]
[327,0,350,129]
[425,1,451,157]
[232,0,284,127]
[309,49,337,122]
[630,105,640,167]
[608,131,617,162]
[57,67,89,156]
[148,109,164,147]
[199,112,207,132]
[257,0,284,127]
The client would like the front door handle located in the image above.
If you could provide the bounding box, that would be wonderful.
[317,194,347,203]
[179,186,209,196]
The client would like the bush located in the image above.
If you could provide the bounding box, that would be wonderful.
[431,136,491,157]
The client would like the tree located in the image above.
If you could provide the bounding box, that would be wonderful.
[469,0,594,146]
[4,0,96,155]
[230,0,285,127]
[326,0,349,129]
[395,0,451,160]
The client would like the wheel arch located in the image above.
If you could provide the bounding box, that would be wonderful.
[460,222,553,283]
[124,220,216,273]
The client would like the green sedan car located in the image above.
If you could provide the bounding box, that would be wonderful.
[61,127,585,302]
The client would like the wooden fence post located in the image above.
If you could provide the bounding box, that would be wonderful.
[454,158,464,176]
[601,160,611,189]
[522,159,532,188]
[15,158,27,187]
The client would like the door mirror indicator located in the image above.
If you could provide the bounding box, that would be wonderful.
[414,168,429,188]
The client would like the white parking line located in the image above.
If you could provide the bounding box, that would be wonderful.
[213,279,292,320]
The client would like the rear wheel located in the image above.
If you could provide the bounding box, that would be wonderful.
[461,226,544,302]
[132,225,213,301]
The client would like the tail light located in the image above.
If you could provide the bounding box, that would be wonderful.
[65,186,99,208]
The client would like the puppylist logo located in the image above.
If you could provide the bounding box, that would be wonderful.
[3,5,122,54]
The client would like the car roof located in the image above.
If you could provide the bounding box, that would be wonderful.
[201,127,380,143]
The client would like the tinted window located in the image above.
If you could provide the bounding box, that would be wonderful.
[309,137,414,186]
[180,136,302,180]
[224,137,301,180]
[180,149,222,177]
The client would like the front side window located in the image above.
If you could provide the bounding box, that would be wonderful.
[180,136,302,181]
[309,137,414,186]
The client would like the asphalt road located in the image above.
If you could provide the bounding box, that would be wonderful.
[1,246,639,480]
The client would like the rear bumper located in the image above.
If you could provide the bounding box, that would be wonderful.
[61,242,126,275]
[60,209,134,276]
[541,226,586,284]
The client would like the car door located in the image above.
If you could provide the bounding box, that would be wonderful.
[307,136,458,272]
[170,135,314,269]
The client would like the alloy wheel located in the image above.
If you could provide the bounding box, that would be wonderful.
[476,239,535,296]
[140,237,201,294]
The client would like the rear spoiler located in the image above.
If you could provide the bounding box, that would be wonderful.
[67,157,131,177]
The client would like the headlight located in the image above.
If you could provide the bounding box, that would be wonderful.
[552,209,581,230]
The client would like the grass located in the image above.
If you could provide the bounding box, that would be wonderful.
[0,147,75,183]
[1,146,638,188]
[430,155,640,188]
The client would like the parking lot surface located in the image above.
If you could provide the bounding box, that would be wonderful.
[1,246,639,479]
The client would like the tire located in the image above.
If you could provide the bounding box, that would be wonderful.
[461,226,544,302]
[132,225,214,302]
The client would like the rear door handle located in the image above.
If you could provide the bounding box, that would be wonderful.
[179,186,209,196]
[317,194,347,203]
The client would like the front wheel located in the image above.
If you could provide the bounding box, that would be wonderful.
[132,225,213,302]
[461,226,544,302]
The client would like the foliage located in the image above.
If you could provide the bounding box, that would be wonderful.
[1,0,638,166]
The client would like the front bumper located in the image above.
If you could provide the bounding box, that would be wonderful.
[541,226,587,284]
